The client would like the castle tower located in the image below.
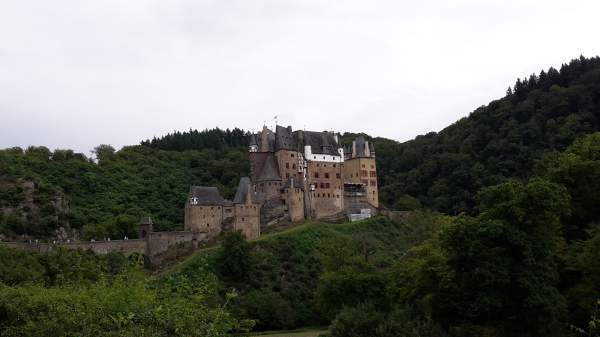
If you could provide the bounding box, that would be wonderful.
[138,216,153,239]
[233,177,261,240]
[342,136,379,207]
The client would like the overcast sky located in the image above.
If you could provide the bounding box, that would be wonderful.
[1,0,600,154]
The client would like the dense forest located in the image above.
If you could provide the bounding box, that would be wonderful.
[374,56,600,213]
[0,130,249,239]
[1,56,600,337]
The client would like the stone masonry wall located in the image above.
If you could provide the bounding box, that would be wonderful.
[146,231,194,256]
[184,203,223,237]
[305,161,343,218]
[233,204,260,240]
[2,239,147,255]
[285,187,305,222]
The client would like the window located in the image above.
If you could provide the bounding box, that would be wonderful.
[268,182,271,186]
[337,194,340,198]
[370,180,377,186]
[320,183,325,188]
[362,164,365,168]
[333,164,336,168]
[286,162,289,169]
[292,164,296,169]
[323,156,326,160]
[371,165,374,169]
[291,153,294,157]
[336,173,341,179]
[327,193,330,198]
[317,163,320,167]
[286,173,290,178]
[242,217,245,221]
[370,171,376,177]
[314,172,319,178]
[326,182,330,188]
[361,170,368,177]
[325,173,329,178]
[314,156,316,159]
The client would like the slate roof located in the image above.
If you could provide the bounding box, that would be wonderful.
[256,155,281,181]
[189,186,227,205]
[266,131,276,151]
[348,136,375,158]
[355,136,366,157]
[303,131,340,155]
[275,125,297,151]
[249,133,258,146]
[233,177,258,204]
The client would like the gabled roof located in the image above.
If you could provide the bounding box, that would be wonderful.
[256,155,281,181]
[303,131,340,155]
[233,177,257,204]
[189,186,226,205]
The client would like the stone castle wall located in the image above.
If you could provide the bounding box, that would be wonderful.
[147,231,196,256]
[184,203,223,236]
[285,187,305,222]
[342,157,378,207]
[305,161,344,218]
[2,239,147,255]
[233,204,260,240]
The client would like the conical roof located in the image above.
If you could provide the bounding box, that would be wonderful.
[256,155,281,181]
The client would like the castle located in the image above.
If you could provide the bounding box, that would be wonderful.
[3,125,380,258]
[183,125,379,241]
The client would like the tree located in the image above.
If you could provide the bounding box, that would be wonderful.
[216,231,252,281]
[435,179,571,337]
[91,144,115,163]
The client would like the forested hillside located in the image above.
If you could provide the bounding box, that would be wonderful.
[374,56,600,213]
[0,129,249,239]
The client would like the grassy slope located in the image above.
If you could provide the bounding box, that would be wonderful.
[167,213,444,331]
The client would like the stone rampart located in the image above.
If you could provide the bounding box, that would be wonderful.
[146,231,195,256]
[1,239,147,255]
